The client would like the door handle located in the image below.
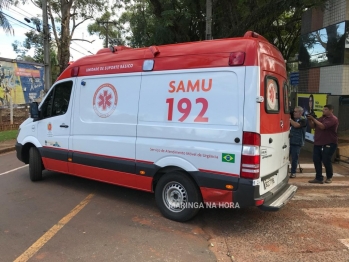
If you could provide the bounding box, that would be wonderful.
[60,124,69,128]
[282,144,287,149]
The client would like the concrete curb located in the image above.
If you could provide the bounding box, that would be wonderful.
[0,147,15,154]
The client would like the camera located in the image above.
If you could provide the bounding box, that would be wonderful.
[306,112,317,118]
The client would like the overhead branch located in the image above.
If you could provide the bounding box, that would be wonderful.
[70,5,77,37]
[74,17,93,29]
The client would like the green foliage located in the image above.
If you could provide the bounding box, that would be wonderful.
[4,0,329,76]
[0,0,15,34]
[28,0,109,74]
[117,0,206,47]
[115,0,327,63]
[0,130,18,142]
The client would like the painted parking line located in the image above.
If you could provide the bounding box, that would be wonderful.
[14,193,95,262]
[291,163,323,169]
[290,172,343,177]
[0,165,28,176]
[302,208,349,250]
[290,181,349,187]
[339,239,349,249]
[292,191,349,201]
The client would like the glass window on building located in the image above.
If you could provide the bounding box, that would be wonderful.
[299,21,345,69]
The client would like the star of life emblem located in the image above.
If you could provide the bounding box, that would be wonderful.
[267,80,277,110]
[93,83,118,118]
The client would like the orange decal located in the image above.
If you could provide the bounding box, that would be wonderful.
[169,79,212,93]
[187,80,200,92]
[169,81,176,93]
[177,81,185,92]
[202,79,212,92]
[47,123,52,131]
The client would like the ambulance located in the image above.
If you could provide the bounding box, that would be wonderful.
[16,31,297,222]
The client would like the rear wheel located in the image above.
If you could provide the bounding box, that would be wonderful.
[155,171,201,222]
[29,147,43,181]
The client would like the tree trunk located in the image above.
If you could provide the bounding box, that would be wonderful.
[59,0,73,74]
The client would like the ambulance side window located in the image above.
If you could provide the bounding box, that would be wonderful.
[41,81,73,118]
[283,82,290,114]
[264,76,279,113]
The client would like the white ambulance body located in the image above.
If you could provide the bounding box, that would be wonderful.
[16,31,297,221]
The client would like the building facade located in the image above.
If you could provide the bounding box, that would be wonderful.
[299,0,349,131]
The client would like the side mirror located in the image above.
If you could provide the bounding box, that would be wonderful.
[30,102,40,121]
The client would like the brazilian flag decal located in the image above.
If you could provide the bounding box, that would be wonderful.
[222,153,235,163]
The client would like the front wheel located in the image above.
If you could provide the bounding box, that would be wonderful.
[155,171,202,222]
[29,147,43,181]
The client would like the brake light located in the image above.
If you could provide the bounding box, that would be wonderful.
[240,132,260,179]
[243,132,261,146]
[229,52,245,66]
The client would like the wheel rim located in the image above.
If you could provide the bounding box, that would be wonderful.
[162,181,188,212]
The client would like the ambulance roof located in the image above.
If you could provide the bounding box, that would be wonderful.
[57,31,285,81]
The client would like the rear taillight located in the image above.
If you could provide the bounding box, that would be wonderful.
[240,132,260,179]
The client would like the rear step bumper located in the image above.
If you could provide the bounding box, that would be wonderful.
[259,184,298,211]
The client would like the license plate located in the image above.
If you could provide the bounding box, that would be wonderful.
[263,176,276,190]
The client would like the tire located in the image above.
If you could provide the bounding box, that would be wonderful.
[29,147,43,181]
[155,171,202,222]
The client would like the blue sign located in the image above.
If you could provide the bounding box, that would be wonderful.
[290,72,299,86]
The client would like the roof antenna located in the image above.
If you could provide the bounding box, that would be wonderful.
[109,45,116,53]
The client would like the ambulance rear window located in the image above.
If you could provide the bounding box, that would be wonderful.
[264,76,279,113]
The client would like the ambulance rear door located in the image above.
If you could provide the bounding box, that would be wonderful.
[259,73,289,196]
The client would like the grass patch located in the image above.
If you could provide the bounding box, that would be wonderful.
[0,130,18,143]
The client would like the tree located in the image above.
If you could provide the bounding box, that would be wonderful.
[31,0,109,74]
[211,0,328,61]
[116,0,328,63]
[87,10,124,48]
[117,0,206,47]
[0,0,14,34]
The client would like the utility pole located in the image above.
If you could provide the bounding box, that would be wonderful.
[10,95,13,124]
[206,0,212,40]
[42,0,51,92]
[97,20,116,48]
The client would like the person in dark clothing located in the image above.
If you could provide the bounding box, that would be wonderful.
[307,104,339,184]
[289,106,307,178]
